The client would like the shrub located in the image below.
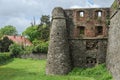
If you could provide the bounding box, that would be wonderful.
[0,53,11,63]
[23,46,33,55]
[33,41,48,53]
[8,40,49,57]
[9,44,23,57]
[0,37,13,52]
[9,43,34,57]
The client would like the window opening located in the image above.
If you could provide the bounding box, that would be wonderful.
[79,11,84,17]
[98,11,102,17]
[79,27,85,35]
[96,26,103,35]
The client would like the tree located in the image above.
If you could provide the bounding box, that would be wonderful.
[38,15,50,41]
[40,15,50,26]
[0,37,13,52]
[38,24,50,41]
[22,25,40,42]
[23,15,50,42]
[0,25,18,38]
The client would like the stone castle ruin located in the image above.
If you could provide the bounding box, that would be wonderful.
[46,7,109,74]
[46,0,120,80]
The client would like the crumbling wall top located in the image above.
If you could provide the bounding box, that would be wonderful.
[52,7,65,19]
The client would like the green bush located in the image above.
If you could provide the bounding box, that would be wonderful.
[9,44,23,57]
[0,53,11,63]
[8,40,48,57]
[23,46,33,55]
[0,37,13,52]
[33,41,48,53]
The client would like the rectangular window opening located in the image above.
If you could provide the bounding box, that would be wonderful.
[79,11,84,17]
[98,11,102,17]
[79,27,85,35]
[96,26,103,35]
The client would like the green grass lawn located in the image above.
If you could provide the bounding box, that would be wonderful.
[0,58,113,80]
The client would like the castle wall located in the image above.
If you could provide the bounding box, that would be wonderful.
[46,7,109,75]
[107,6,120,80]
[65,8,110,38]
[69,39,107,68]
[65,8,108,68]
[46,7,72,75]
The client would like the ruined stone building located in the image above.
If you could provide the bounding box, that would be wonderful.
[46,7,110,75]
[65,8,109,68]
[46,0,120,80]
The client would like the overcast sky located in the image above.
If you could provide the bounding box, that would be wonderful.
[0,0,114,34]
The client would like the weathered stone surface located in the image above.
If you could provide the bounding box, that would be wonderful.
[65,8,110,38]
[69,40,86,67]
[97,40,107,64]
[64,8,109,68]
[65,8,109,68]
[107,10,120,80]
[69,39,107,68]
[46,7,72,75]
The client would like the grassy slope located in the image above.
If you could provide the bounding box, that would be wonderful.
[0,58,112,80]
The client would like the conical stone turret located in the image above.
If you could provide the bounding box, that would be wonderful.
[46,7,72,75]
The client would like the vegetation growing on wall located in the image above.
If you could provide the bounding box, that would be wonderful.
[111,0,120,12]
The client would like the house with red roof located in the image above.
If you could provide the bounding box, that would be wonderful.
[5,35,32,46]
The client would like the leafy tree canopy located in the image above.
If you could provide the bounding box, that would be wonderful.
[22,25,40,42]
[0,25,18,38]
[22,15,50,42]
[40,15,50,26]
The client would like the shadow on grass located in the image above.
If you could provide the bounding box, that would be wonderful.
[0,58,14,66]
[0,67,38,80]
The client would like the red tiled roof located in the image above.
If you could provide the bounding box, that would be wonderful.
[6,35,32,46]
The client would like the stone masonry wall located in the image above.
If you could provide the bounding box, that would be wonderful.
[69,39,107,68]
[65,8,110,38]
[46,7,72,75]
[107,9,120,80]
[65,8,108,68]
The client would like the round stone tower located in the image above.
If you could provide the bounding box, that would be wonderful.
[46,7,72,75]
